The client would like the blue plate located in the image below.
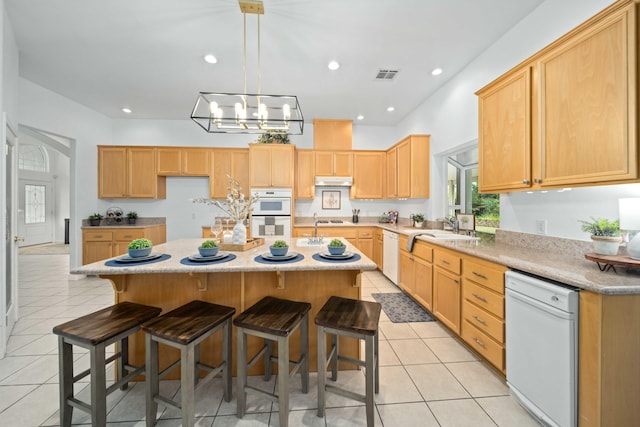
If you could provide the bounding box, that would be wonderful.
[115,253,162,263]
[261,252,299,261]
[318,251,354,260]
[188,252,230,262]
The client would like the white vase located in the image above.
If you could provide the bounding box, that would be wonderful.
[591,235,621,256]
[415,221,423,228]
[232,222,247,244]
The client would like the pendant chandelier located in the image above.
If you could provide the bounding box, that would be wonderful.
[191,0,304,135]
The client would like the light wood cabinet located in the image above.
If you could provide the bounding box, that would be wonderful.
[98,146,165,199]
[356,228,374,260]
[373,228,383,270]
[295,149,315,199]
[314,151,353,176]
[210,149,249,198]
[433,248,462,333]
[399,235,434,311]
[249,144,294,188]
[293,226,376,256]
[157,147,210,176]
[477,0,638,192]
[460,257,507,372]
[352,151,385,199]
[386,135,430,198]
[82,224,166,264]
[313,119,352,151]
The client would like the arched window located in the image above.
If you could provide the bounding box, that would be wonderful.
[18,144,49,172]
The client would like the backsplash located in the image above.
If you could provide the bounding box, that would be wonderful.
[496,230,594,261]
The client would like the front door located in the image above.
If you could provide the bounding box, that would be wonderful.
[17,179,54,246]
[2,117,19,358]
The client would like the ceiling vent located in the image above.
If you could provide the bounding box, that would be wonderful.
[375,69,399,81]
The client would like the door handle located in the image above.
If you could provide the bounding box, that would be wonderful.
[14,236,25,242]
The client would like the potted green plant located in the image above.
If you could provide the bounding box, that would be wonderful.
[89,213,103,226]
[327,238,346,255]
[198,239,219,257]
[258,131,290,144]
[270,239,289,256]
[127,238,152,258]
[579,217,621,256]
[412,213,425,228]
[127,211,138,224]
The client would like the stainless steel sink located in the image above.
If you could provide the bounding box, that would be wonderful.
[296,237,331,247]
[417,230,480,241]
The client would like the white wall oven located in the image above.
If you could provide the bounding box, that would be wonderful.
[250,188,292,239]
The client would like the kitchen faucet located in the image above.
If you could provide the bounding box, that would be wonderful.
[313,212,318,238]
[302,212,326,245]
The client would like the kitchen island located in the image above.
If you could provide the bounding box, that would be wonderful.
[71,238,377,377]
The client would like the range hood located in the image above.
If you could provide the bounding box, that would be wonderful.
[315,176,353,187]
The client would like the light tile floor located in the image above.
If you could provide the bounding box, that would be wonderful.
[0,254,541,426]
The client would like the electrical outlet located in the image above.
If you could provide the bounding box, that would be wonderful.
[535,219,547,235]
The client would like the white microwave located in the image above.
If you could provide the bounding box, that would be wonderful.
[251,188,292,216]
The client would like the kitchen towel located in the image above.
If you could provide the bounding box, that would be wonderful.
[406,233,432,252]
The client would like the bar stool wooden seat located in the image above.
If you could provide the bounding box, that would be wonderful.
[315,296,382,427]
[53,301,162,427]
[233,296,311,427]
[141,300,235,426]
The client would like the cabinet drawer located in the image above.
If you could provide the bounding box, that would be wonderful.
[113,229,145,242]
[462,320,504,371]
[83,230,113,241]
[463,280,504,318]
[463,260,505,294]
[434,250,461,275]
[413,241,433,263]
[327,227,357,239]
[358,229,374,239]
[462,299,504,343]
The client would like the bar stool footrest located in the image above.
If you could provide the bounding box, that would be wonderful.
[155,394,181,412]
[325,384,366,404]
[245,385,279,402]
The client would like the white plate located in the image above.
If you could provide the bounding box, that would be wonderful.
[115,253,162,263]
[188,252,230,262]
[318,251,355,260]
[261,252,299,261]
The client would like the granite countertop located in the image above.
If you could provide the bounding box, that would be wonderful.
[71,237,377,276]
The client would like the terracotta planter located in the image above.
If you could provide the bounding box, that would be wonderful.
[591,235,621,256]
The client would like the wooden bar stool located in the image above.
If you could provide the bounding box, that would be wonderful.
[315,296,382,427]
[141,300,235,426]
[233,296,311,427]
[53,301,162,427]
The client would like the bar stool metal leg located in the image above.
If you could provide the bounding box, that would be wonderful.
[181,343,196,427]
[316,326,326,418]
[365,335,375,427]
[223,319,232,402]
[277,335,290,427]
[236,326,247,418]
[145,333,159,426]
[300,313,309,393]
[89,343,107,427]
[58,337,74,427]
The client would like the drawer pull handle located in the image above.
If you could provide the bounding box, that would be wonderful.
[472,315,487,326]
[472,293,487,303]
[473,337,486,349]
[472,271,488,280]
[441,259,450,265]
[123,235,133,238]
[94,235,103,238]
[454,279,460,284]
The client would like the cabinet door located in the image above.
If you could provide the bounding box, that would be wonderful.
[211,149,250,198]
[433,267,461,333]
[98,146,127,198]
[414,257,433,311]
[386,148,397,198]
[296,150,315,199]
[373,236,383,270]
[396,140,411,198]
[353,152,384,199]
[249,145,272,187]
[333,152,353,176]
[182,148,210,176]
[409,135,430,198]
[231,150,250,193]
[156,148,181,175]
[315,151,334,176]
[478,67,532,192]
[313,119,353,151]
[127,148,158,198]
[399,250,415,295]
[270,145,294,187]
[539,5,636,186]
[357,238,373,260]
[83,241,113,264]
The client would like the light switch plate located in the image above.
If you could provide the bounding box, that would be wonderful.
[535,219,547,235]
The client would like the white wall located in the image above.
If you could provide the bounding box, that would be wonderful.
[394,0,629,240]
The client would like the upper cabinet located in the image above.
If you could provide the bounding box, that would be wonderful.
[313,119,352,151]
[386,135,430,198]
[157,148,210,176]
[477,0,638,192]
[249,144,295,188]
[315,151,353,176]
[210,149,249,198]
[98,146,166,199]
[295,149,315,199]
[352,151,385,199]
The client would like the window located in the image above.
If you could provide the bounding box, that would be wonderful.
[447,147,499,234]
[25,184,47,224]
[19,144,49,172]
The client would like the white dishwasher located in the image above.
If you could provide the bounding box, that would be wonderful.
[382,230,399,285]
[505,270,579,427]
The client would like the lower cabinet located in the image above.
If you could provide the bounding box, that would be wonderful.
[433,248,462,333]
[82,225,166,264]
[373,228,383,270]
[293,226,373,258]
[399,236,434,311]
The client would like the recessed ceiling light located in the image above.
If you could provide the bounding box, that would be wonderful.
[357,115,364,120]
[328,61,340,71]
[204,54,218,64]
[387,106,395,112]
[121,107,132,114]
[431,68,443,76]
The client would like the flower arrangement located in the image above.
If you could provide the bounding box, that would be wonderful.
[191,175,259,222]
